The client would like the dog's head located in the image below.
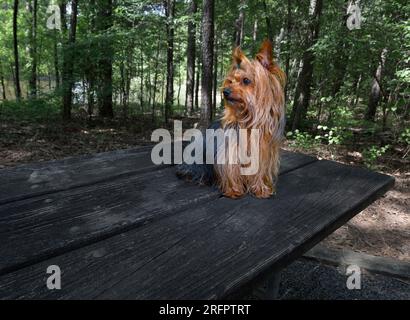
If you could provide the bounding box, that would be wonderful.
[222,40,286,132]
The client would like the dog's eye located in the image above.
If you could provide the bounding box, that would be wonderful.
[243,78,251,85]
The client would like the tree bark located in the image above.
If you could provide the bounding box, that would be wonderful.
[284,0,292,102]
[97,0,114,118]
[152,39,161,122]
[253,19,258,41]
[140,50,144,111]
[28,0,38,98]
[234,0,245,47]
[365,49,388,122]
[13,0,22,100]
[61,0,78,120]
[185,0,197,116]
[53,29,60,90]
[263,0,273,41]
[164,0,175,123]
[199,0,214,129]
[212,34,218,116]
[290,0,323,130]
[195,58,200,110]
[0,64,6,100]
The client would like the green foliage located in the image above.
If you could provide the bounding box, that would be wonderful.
[399,128,410,145]
[315,125,353,145]
[363,145,390,169]
[286,130,319,149]
[0,96,60,122]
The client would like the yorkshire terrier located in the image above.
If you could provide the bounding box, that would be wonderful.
[177,40,286,199]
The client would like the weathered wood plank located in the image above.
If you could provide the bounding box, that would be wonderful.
[0,146,154,205]
[0,151,315,276]
[0,160,393,299]
[0,145,314,206]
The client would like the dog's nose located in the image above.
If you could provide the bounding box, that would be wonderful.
[223,88,231,97]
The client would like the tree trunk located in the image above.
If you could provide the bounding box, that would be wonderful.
[263,0,273,41]
[253,19,258,41]
[140,50,144,112]
[290,0,323,131]
[97,0,114,118]
[284,0,292,102]
[212,34,218,116]
[152,40,161,122]
[234,0,245,47]
[195,58,200,110]
[199,0,214,129]
[0,65,6,100]
[13,0,22,100]
[365,49,388,122]
[53,29,60,90]
[61,0,78,120]
[185,0,197,116]
[164,0,175,123]
[177,63,182,108]
[274,27,285,62]
[28,0,38,98]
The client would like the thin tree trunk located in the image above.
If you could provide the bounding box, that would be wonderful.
[199,0,214,129]
[152,40,161,122]
[234,0,245,47]
[274,27,285,62]
[365,48,388,122]
[263,0,273,41]
[195,59,200,110]
[290,0,323,130]
[253,19,258,41]
[177,64,182,108]
[13,0,22,100]
[164,0,175,123]
[140,50,144,112]
[212,35,218,116]
[53,30,60,90]
[284,0,292,102]
[28,0,38,98]
[0,66,6,100]
[61,0,78,120]
[185,0,197,116]
[98,0,114,118]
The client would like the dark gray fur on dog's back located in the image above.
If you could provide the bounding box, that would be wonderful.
[175,121,221,185]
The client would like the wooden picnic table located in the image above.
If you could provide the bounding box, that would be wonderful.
[0,147,394,299]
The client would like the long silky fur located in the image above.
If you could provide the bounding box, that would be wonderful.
[177,40,286,199]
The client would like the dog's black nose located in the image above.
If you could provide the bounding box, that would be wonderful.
[223,88,231,97]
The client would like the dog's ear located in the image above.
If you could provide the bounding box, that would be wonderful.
[256,39,274,70]
[256,39,286,87]
[232,47,246,68]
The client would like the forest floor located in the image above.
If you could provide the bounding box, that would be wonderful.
[0,113,409,262]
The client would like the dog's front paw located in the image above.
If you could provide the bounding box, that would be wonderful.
[251,184,275,199]
[222,185,246,199]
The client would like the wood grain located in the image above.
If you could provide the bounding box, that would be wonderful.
[0,151,315,276]
[0,160,393,299]
[0,146,154,205]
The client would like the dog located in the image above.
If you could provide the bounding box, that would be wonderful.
[177,40,286,199]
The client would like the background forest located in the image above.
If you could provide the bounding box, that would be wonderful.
[0,0,409,261]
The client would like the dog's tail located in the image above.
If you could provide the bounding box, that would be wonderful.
[175,121,221,185]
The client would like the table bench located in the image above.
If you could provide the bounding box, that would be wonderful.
[0,147,394,299]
